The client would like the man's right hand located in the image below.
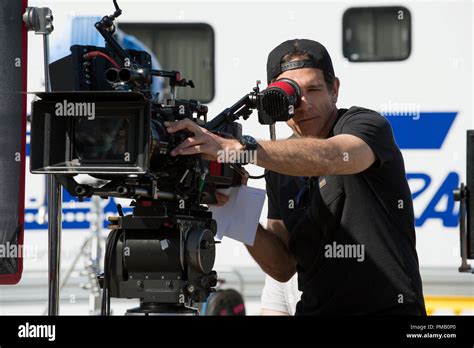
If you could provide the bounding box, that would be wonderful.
[214,191,230,206]
[210,168,249,207]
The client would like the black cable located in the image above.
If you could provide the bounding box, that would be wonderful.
[101,232,112,315]
[105,231,116,315]
[230,164,268,180]
[248,172,268,179]
[101,228,121,315]
[103,233,113,315]
[108,230,121,315]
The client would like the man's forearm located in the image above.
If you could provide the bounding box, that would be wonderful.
[254,138,339,177]
[245,223,296,282]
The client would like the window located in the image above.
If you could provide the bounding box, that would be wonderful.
[342,7,411,62]
[119,23,215,102]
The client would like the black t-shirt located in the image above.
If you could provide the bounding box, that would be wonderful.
[266,106,426,315]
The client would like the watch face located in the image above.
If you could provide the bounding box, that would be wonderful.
[242,135,257,146]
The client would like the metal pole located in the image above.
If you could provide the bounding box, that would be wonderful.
[23,6,60,315]
[47,176,62,315]
[43,25,62,316]
[269,123,276,141]
[43,35,51,91]
[89,196,104,314]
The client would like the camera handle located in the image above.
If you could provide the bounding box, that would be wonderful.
[205,80,277,141]
[205,81,277,180]
[204,94,256,131]
[23,7,63,315]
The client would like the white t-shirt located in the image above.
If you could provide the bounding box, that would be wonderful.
[260,274,302,316]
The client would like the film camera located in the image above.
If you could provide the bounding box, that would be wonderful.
[29,1,302,315]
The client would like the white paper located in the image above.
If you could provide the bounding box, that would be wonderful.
[209,185,266,246]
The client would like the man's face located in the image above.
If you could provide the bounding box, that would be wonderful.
[277,67,340,138]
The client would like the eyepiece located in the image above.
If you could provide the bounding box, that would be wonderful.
[259,78,301,122]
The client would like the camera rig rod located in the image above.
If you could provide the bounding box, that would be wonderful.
[94,0,132,64]
[95,0,195,102]
[204,93,256,131]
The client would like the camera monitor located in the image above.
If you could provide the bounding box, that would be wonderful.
[30,91,150,174]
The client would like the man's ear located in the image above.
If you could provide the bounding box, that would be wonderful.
[331,77,340,103]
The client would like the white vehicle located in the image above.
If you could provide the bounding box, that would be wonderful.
[12,0,474,315]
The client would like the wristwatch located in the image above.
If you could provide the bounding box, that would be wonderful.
[238,135,258,151]
[237,135,258,164]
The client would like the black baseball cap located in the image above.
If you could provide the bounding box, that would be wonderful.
[266,39,335,83]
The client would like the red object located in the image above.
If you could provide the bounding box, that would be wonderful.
[0,0,28,284]
[209,161,222,177]
[84,51,121,69]
[233,303,245,314]
[268,80,297,97]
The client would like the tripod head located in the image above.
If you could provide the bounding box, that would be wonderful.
[100,198,218,315]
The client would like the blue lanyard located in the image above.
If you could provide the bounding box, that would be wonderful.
[295,176,313,208]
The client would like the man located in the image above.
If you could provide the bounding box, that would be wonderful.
[165,39,426,315]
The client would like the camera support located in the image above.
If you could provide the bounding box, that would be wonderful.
[454,183,473,273]
[23,6,62,315]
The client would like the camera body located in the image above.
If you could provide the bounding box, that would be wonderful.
[30,23,241,313]
[30,43,242,203]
